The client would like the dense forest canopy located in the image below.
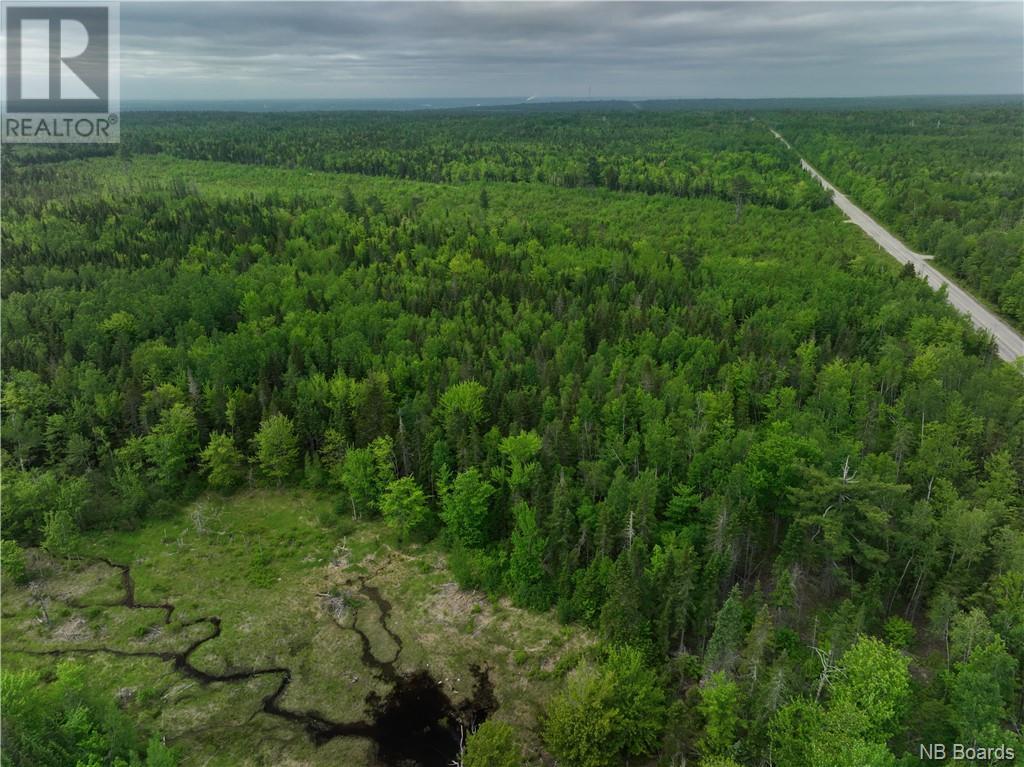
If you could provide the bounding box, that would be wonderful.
[775,107,1024,326]
[2,104,1022,766]
[9,111,837,211]
[17,102,1020,329]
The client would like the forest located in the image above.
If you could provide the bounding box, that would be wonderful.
[2,105,1023,767]
[775,106,1024,326]
[9,110,836,211]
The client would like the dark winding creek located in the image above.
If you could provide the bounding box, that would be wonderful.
[11,558,497,767]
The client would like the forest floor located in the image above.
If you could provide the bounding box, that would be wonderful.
[2,489,592,766]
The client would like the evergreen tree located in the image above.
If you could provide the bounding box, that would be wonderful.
[439,381,487,470]
[704,586,747,679]
[600,543,652,652]
[508,502,551,610]
[698,672,742,757]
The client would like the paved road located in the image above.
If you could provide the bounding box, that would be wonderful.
[769,128,1023,364]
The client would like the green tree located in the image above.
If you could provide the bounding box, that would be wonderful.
[40,478,88,559]
[805,722,896,767]
[337,447,376,517]
[144,403,200,490]
[439,380,487,469]
[738,604,774,687]
[543,646,666,767]
[508,501,551,610]
[499,431,542,496]
[1,661,176,767]
[698,672,741,757]
[769,695,898,767]
[98,310,136,364]
[380,476,433,542]
[440,467,495,548]
[463,719,519,767]
[704,586,747,678]
[1,539,28,584]
[830,635,910,742]
[730,174,751,222]
[600,544,651,652]
[335,437,394,518]
[144,735,179,767]
[41,506,79,559]
[948,608,996,664]
[949,638,1018,739]
[882,616,914,649]
[646,534,695,656]
[1,469,59,545]
[253,414,299,485]
[789,463,907,583]
[200,432,245,490]
[570,555,614,628]
[769,698,825,767]
[543,663,618,767]
[602,645,668,758]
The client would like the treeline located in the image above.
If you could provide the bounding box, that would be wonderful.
[3,142,1022,766]
[775,106,1024,325]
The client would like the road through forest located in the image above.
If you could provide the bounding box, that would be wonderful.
[769,128,1024,365]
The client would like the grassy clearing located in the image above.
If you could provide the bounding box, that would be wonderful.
[2,489,593,766]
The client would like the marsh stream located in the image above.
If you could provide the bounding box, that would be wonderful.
[12,558,497,767]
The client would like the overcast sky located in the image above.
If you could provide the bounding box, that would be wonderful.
[120,1,1023,100]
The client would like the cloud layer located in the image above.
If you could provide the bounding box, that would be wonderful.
[120,2,1024,100]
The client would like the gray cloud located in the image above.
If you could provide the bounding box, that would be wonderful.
[119,1,1024,99]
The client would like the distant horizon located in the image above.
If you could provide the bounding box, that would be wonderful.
[119,93,1023,113]
[124,93,1023,102]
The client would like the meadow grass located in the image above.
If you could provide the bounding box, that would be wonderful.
[3,488,593,765]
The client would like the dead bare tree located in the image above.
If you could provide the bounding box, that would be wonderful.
[191,505,209,535]
[812,645,838,701]
[449,723,470,767]
[29,583,50,626]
